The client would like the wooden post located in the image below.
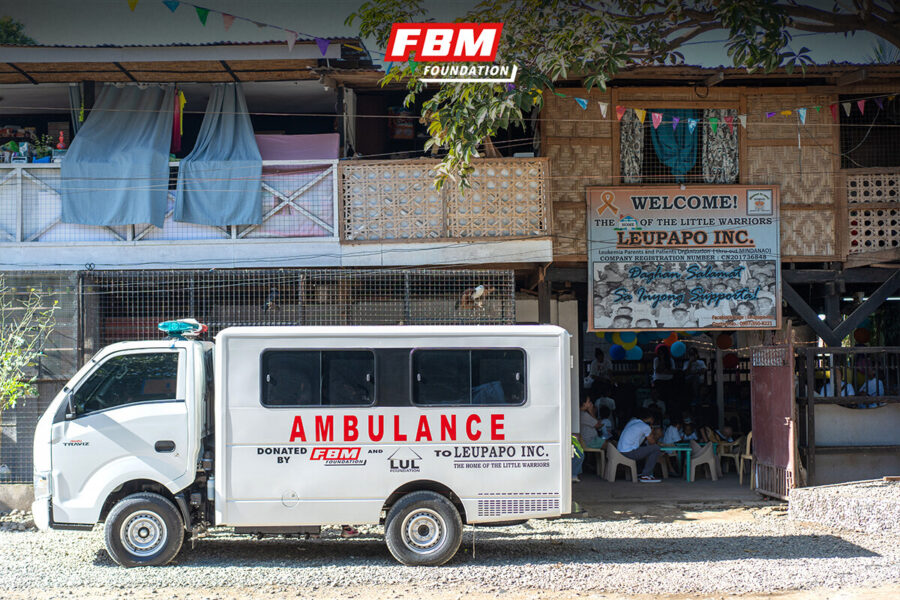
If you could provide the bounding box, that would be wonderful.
[538,279,551,324]
[716,348,725,430]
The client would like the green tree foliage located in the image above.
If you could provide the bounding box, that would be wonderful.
[0,16,36,46]
[348,1,900,186]
[1,277,57,410]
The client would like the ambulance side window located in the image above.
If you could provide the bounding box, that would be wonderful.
[261,350,374,407]
[412,349,526,406]
[72,352,180,417]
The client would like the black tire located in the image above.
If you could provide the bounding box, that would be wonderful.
[384,491,462,566]
[104,492,184,567]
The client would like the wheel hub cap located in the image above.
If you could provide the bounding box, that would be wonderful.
[121,511,167,557]
[401,509,446,554]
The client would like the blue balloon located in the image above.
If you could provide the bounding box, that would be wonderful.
[619,331,637,344]
[670,340,686,358]
[609,344,626,360]
[636,332,652,344]
[625,345,643,361]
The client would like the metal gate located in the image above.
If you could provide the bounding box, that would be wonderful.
[750,345,797,499]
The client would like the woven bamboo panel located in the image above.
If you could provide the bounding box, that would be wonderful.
[553,203,586,256]
[340,159,548,241]
[341,161,444,240]
[780,209,835,257]
[546,141,612,204]
[847,171,900,204]
[617,88,740,103]
[541,90,612,138]
[445,160,548,238]
[745,94,834,140]
[848,208,900,254]
[746,145,833,205]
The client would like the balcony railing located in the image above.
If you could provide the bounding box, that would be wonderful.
[0,160,339,243]
[340,158,549,241]
[845,168,900,255]
[0,157,550,246]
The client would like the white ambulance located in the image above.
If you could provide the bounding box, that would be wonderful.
[32,324,572,566]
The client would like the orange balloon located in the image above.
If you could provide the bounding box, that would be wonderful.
[853,328,871,344]
[664,332,678,346]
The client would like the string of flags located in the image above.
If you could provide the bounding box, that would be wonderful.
[559,91,897,128]
[125,0,360,55]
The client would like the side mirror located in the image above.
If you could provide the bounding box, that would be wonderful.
[65,392,76,420]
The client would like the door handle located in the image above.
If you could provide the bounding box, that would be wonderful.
[155,440,176,453]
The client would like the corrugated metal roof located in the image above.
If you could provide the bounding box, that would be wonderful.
[0,38,363,49]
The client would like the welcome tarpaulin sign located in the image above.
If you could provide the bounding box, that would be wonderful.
[587,185,781,332]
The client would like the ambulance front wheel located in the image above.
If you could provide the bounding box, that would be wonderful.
[384,491,462,566]
[104,492,184,567]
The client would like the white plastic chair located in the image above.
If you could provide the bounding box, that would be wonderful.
[605,442,638,483]
[689,440,718,481]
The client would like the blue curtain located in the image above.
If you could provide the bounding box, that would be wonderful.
[175,83,262,226]
[650,109,697,182]
[61,84,174,227]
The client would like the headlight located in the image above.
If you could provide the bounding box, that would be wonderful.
[33,471,50,499]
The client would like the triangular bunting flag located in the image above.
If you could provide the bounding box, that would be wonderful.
[814,106,821,112]
[780,110,792,116]
[875,98,884,110]
[651,112,662,129]
[842,102,852,116]
[687,118,698,133]
[408,58,417,73]
[574,97,588,110]
[195,6,209,25]
[766,112,776,118]
[797,108,807,124]
[709,117,718,134]
[162,0,179,12]
[857,99,866,114]
[615,105,626,121]
[128,0,139,11]
[634,108,646,123]
[253,21,267,28]
[598,102,608,118]
[222,13,235,30]
[738,114,747,129]
[830,103,838,122]
[672,116,680,130]
[286,31,297,52]
[384,62,393,74]
[315,38,331,57]
[724,115,734,133]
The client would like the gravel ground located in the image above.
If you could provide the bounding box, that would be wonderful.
[1,502,899,599]
[789,479,900,535]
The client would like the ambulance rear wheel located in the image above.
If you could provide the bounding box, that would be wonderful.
[385,491,462,566]
[104,492,184,567]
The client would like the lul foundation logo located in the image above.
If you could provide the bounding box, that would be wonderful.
[385,23,517,83]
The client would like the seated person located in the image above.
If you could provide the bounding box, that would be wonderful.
[579,397,609,449]
[817,379,855,397]
[682,420,699,441]
[661,418,684,446]
[713,425,734,442]
[856,360,886,409]
[616,409,661,483]
[596,405,614,439]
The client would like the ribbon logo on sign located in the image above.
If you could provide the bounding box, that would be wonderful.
[597,191,618,216]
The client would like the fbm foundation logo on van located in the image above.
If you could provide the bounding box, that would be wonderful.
[385,23,517,83]
[310,447,366,466]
